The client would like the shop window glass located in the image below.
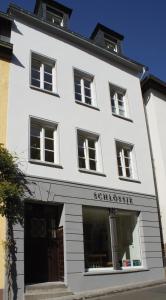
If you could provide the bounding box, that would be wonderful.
[83,207,112,270]
[116,211,141,268]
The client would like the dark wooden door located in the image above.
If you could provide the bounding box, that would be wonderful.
[25,203,64,284]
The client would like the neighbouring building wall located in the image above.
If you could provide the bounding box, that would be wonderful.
[145,89,166,256]
[0,59,10,297]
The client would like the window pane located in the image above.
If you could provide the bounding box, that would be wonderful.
[46,12,62,26]
[45,128,54,138]
[88,140,95,149]
[75,85,81,94]
[75,77,81,85]
[116,212,141,268]
[31,136,40,148]
[44,64,52,74]
[126,168,132,178]
[124,149,130,157]
[84,87,91,97]
[44,73,52,84]
[31,125,40,136]
[125,157,130,167]
[89,149,96,159]
[111,98,116,110]
[84,79,91,88]
[118,100,124,107]
[78,136,85,147]
[45,151,54,162]
[31,148,40,160]
[119,109,125,116]
[85,97,91,105]
[32,70,40,80]
[105,40,116,51]
[83,207,112,270]
[117,156,121,166]
[118,166,123,176]
[45,138,54,150]
[117,93,123,101]
[53,17,62,25]
[75,93,82,101]
[32,59,40,70]
[44,83,52,91]
[31,78,40,88]
[78,147,85,158]
[79,158,86,168]
[89,160,96,171]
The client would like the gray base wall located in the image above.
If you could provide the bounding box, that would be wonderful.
[10,176,165,299]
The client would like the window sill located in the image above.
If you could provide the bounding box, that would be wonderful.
[29,159,63,169]
[112,113,133,123]
[119,176,141,183]
[84,267,148,276]
[75,100,100,111]
[79,168,106,177]
[30,85,60,97]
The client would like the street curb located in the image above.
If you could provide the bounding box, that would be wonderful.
[81,279,166,299]
[50,279,166,300]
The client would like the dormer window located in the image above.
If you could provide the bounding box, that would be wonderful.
[90,23,124,54]
[46,6,63,26]
[104,35,117,52]
[34,1,72,29]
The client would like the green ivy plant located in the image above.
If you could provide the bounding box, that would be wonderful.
[0,144,29,300]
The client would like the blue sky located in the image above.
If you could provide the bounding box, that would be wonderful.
[1,0,166,81]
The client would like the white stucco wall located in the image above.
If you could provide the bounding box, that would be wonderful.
[145,89,166,244]
[7,19,155,195]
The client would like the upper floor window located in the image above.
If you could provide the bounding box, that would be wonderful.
[31,53,56,93]
[104,35,117,52]
[77,131,100,172]
[74,70,95,106]
[116,141,136,179]
[30,118,59,165]
[110,84,127,118]
[46,6,64,26]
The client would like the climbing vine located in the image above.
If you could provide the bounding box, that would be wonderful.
[0,144,29,300]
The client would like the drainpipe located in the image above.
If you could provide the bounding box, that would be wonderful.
[141,81,165,267]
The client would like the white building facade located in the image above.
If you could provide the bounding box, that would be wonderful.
[4,0,165,298]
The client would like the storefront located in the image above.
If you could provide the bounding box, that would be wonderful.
[12,176,164,299]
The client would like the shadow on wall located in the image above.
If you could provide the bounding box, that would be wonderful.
[12,54,25,68]
[12,22,23,35]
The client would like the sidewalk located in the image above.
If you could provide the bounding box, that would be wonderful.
[50,279,166,300]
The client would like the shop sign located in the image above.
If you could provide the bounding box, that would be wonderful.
[94,192,133,205]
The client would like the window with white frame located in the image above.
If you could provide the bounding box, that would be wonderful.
[30,119,58,164]
[110,85,127,117]
[104,35,117,52]
[46,6,64,26]
[77,132,99,171]
[116,141,135,179]
[74,70,95,106]
[31,53,55,92]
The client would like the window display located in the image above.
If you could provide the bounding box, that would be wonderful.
[83,207,112,270]
[83,206,142,272]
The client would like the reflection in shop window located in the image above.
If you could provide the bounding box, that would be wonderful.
[83,207,112,270]
[83,206,142,272]
[116,211,141,268]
